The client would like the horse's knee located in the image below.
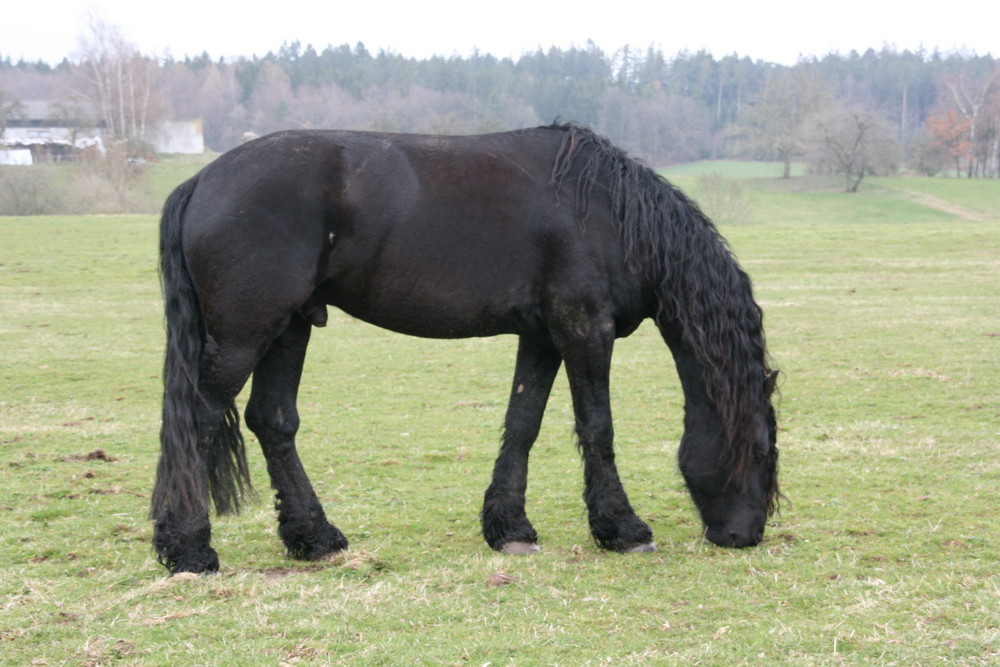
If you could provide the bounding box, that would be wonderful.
[577,415,613,446]
[245,402,300,444]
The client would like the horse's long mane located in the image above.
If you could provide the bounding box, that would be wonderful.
[548,122,776,499]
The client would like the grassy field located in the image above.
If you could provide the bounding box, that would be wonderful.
[1,174,997,664]
[661,160,809,180]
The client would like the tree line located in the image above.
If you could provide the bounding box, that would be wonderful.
[2,22,999,182]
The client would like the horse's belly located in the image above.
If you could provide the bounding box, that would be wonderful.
[322,274,538,340]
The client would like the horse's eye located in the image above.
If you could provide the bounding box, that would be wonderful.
[753,443,770,465]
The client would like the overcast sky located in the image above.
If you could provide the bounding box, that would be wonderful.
[2,0,995,66]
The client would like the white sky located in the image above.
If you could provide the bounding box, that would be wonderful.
[2,0,995,66]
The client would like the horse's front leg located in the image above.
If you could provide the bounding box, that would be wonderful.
[245,313,348,561]
[561,325,656,553]
[481,336,561,553]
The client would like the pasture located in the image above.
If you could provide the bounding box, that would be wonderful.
[1,173,997,664]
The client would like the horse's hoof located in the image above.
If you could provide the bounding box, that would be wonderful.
[500,541,541,555]
[282,522,349,561]
[622,542,657,553]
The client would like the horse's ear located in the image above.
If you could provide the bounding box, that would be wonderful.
[764,369,779,396]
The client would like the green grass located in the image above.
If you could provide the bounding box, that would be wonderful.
[666,171,1000,228]
[144,154,215,207]
[1,178,998,664]
[661,160,809,179]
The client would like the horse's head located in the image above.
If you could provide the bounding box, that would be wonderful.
[679,371,779,548]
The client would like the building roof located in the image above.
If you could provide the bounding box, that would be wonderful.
[5,100,100,127]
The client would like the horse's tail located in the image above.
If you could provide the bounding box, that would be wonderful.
[151,176,252,523]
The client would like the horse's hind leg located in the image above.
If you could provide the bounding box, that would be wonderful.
[154,344,259,574]
[482,337,561,553]
[245,312,348,561]
[560,324,655,553]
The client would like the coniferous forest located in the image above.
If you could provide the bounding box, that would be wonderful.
[2,34,999,178]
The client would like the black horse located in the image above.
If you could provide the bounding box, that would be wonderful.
[151,122,779,574]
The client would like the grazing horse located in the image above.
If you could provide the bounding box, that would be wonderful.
[151,122,779,574]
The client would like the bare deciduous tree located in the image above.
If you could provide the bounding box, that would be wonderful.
[49,97,97,149]
[76,13,157,146]
[1,90,25,139]
[730,68,828,178]
[693,172,751,224]
[808,105,900,192]
[944,66,1000,177]
[71,15,156,211]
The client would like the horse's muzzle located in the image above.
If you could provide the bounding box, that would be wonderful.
[704,524,765,548]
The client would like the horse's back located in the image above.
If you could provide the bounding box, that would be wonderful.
[316,129,595,337]
[182,127,564,252]
[178,127,641,340]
